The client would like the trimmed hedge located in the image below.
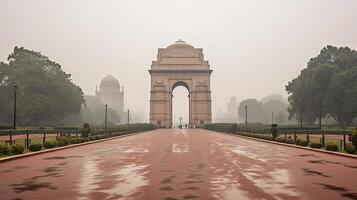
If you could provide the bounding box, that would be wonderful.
[325,143,339,152]
[44,141,56,149]
[345,143,356,154]
[29,143,42,152]
[0,123,157,157]
[1,144,25,155]
[286,139,294,144]
[11,144,25,154]
[0,144,11,155]
[310,142,322,149]
[275,137,286,143]
[296,139,308,147]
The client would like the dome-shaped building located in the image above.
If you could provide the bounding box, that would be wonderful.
[99,75,120,88]
[167,39,194,49]
[96,75,124,116]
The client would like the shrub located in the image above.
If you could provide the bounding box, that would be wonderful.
[51,141,58,147]
[80,138,88,143]
[286,139,294,144]
[275,137,286,143]
[70,138,81,144]
[94,136,101,140]
[325,142,339,152]
[81,123,91,138]
[345,143,356,154]
[0,144,11,155]
[56,137,71,145]
[11,144,25,154]
[295,139,308,146]
[29,143,42,152]
[296,139,308,147]
[310,142,322,149]
[56,140,66,147]
[44,141,56,149]
[295,139,302,145]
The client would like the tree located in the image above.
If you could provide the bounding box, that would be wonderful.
[286,73,317,126]
[262,99,288,124]
[0,47,85,126]
[286,45,357,126]
[81,95,121,125]
[325,67,357,125]
[237,99,265,123]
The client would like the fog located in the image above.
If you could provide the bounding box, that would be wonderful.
[1,0,357,123]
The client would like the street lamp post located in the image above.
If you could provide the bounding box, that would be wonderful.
[237,107,239,124]
[105,104,108,133]
[127,109,130,124]
[245,105,248,127]
[13,85,17,130]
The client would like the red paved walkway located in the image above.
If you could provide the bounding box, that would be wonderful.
[0,129,357,200]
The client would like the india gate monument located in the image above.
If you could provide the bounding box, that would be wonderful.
[149,40,212,128]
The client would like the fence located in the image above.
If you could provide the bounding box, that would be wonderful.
[0,123,157,150]
[204,123,353,151]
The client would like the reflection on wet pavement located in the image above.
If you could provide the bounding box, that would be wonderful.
[9,181,57,193]
[1,129,357,200]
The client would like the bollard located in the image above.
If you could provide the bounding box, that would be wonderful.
[284,131,287,140]
[26,130,29,149]
[294,131,297,143]
[322,133,325,148]
[343,131,346,150]
[306,131,309,144]
[340,140,343,151]
[43,133,46,145]
[10,131,13,145]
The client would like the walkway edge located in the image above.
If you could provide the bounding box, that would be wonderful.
[209,130,357,159]
[0,130,151,163]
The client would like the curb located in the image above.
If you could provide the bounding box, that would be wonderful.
[0,130,152,163]
[207,130,357,159]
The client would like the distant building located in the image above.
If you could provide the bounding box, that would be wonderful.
[227,97,238,118]
[214,96,238,123]
[95,75,124,115]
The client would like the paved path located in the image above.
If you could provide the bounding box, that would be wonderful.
[1,129,357,200]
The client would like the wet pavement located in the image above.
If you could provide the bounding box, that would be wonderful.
[1,128,357,200]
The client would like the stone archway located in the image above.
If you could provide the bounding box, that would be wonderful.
[149,40,212,128]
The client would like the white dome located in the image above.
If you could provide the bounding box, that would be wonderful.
[100,75,120,88]
[167,39,193,49]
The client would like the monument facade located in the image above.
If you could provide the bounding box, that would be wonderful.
[149,40,212,128]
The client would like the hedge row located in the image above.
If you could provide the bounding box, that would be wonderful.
[0,123,157,157]
[204,123,357,154]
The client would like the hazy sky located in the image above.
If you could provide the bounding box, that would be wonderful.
[1,0,357,123]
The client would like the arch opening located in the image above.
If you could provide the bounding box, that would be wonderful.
[172,81,190,92]
[172,85,189,128]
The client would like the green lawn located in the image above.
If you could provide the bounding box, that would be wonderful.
[0,136,57,146]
